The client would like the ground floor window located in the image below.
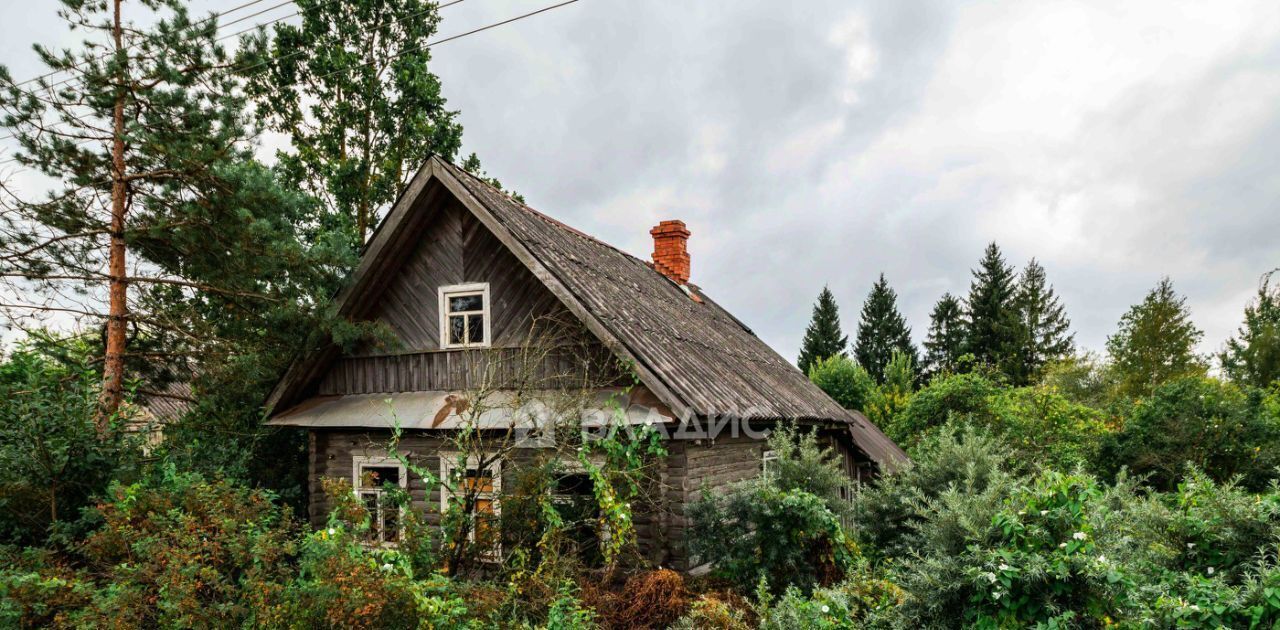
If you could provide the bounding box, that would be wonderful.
[440,454,502,559]
[352,455,407,544]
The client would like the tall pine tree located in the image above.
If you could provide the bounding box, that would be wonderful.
[0,0,345,429]
[1007,259,1074,385]
[797,286,848,376]
[965,242,1020,373]
[1106,277,1205,398]
[853,274,918,383]
[922,293,967,379]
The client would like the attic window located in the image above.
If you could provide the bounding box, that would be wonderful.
[439,283,490,348]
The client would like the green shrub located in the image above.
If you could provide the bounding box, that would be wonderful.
[991,385,1110,471]
[687,480,858,595]
[889,372,1001,446]
[809,355,877,412]
[0,349,138,547]
[851,425,1022,559]
[1105,377,1280,490]
[889,470,1135,628]
[765,423,853,519]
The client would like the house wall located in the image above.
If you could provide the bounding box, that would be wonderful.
[303,199,621,397]
[309,425,874,571]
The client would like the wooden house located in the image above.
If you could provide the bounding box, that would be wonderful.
[265,156,906,569]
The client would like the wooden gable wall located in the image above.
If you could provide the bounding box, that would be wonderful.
[312,197,619,397]
[356,198,566,353]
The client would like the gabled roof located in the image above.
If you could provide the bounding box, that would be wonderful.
[266,156,906,468]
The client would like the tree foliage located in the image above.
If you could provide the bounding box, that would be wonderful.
[0,0,352,433]
[1007,259,1074,385]
[243,0,467,246]
[964,242,1020,372]
[797,286,849,376]
[1219,271,1280,389]
[1106,278,1206,398]
[922,292,967,381]
[853,274,917,383]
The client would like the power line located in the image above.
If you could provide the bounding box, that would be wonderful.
[1,0,468,141]
[0,0,582,168]
[8,0,277,90]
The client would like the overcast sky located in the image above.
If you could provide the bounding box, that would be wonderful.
[3,0,1279,363]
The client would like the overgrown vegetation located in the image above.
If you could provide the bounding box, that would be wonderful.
[1,0,1279,628]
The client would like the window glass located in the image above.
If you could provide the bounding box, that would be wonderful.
[355,459,405,544]
[449,315,465,344]
[440,285,490,348]
[449,294,483,312]
[441,456,502,560]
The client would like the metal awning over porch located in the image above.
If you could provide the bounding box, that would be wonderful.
[266,387,675,431]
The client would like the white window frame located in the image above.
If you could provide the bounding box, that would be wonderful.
[762,449,779,477]
[438,283,491,349]
[439,452,502,560]
[352,454,408,544]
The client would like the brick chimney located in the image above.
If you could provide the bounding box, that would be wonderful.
[650,220,691,285]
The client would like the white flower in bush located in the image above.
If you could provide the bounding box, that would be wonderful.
[1073,531,1087,540]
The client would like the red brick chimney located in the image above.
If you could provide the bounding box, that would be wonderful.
[650,220,691,285]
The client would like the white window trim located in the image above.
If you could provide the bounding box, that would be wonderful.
[438,283,491,349]
[439,452,502,560]
[352,454,408,544]
[762,449,779,476]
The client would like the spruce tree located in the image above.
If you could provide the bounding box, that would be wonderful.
[853,274,918,383]
[965,242,1020,372]
[1106,277,1206,398]
[922,293,967,379]
[1218,271,1280,388]
[1007,259,1074,385]
[797,286,848,376]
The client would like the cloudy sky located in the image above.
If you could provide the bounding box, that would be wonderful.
[3,0,1279,362]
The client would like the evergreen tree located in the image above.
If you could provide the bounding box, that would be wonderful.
[964,242,1020,372]
[244,0,470,246]
[854,274,918,383]
[1007,259,1075,385]
[922,293,967,380]
[0,0,344,428]
[1106,278,1206,398]
[797,286,848,376]
[1219,271,1280,389]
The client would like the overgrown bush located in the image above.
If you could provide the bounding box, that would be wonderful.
[851,425,1022,559]
[808,355,877,412]
[0,348,138,547]
[1104,376,1280,490]
[764,424,854,519]
[687,479,857,595]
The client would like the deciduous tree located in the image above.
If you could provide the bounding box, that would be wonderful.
[1106,278,1205,398]
[243,0,469,246]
